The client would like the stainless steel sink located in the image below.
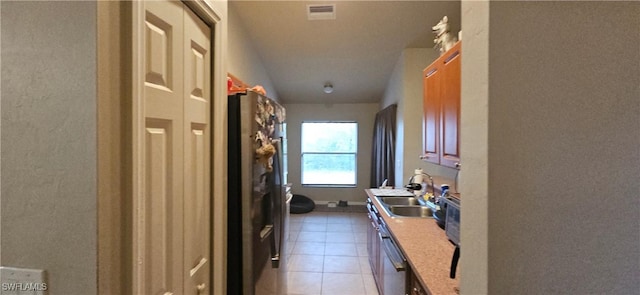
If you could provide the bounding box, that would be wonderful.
[374,195,434,218]
[377,197,421,206]
[387,205,435,218]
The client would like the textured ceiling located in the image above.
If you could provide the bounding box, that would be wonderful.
[230,1,461,104]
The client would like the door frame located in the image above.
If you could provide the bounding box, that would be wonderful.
[97,1,227,294]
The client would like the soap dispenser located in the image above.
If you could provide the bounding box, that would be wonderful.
[440,184,449,199]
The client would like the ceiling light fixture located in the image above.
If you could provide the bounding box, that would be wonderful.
[323,83,334,94]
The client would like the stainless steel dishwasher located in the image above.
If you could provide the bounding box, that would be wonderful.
[379,220,408,295]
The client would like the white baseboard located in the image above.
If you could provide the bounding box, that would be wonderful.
[313,200,367,206]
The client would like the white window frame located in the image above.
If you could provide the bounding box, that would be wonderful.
[301,121,358,187]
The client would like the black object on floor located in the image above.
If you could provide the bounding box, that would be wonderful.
[291,194,315,214]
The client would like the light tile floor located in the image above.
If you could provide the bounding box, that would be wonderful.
[286,211,379,295]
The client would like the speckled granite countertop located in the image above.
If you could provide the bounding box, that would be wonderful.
[366,189,460,295]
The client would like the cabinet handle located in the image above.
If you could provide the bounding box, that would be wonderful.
[455,162,461,168]
[419,155,429,160]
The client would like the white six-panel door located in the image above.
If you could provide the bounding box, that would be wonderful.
[136,0,211,294]
[183,5,211,295]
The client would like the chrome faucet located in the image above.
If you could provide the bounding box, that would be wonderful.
[406,172,435,201]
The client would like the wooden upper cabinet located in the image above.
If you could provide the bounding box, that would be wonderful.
[440,43,461,167]
[422,41,461,168]
[422,64,441,164]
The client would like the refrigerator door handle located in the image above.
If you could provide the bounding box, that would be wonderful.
[269,138,285,268]
[259,225,274,241]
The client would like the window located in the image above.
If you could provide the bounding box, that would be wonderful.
[301,122,357,186]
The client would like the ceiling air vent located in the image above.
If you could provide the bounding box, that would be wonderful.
[307,4,336,20]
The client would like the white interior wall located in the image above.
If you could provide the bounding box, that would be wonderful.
[1,2,97,293]
[401,48,429,185]
[227,4,278,100]
[459,1,489,293]
[203,1,229,295]
[284,103,379,203]
[0,0,3,262]
[462,1,640,293]
[381,51,405,187]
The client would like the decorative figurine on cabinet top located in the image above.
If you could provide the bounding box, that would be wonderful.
[432,16,458,55]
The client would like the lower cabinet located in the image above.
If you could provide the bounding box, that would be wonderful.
[409,270,428,295]
[367,210,381,292]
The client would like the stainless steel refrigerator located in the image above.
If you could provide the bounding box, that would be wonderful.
[228,90,289,295]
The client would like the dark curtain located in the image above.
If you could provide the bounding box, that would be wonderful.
[370,104,397,188]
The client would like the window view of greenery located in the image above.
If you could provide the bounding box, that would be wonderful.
[301,122,357,186]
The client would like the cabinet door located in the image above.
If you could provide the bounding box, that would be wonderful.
[422,65,441,164]
[410,271,428,295]
[439,43,461,168]
[367,206,378,278]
